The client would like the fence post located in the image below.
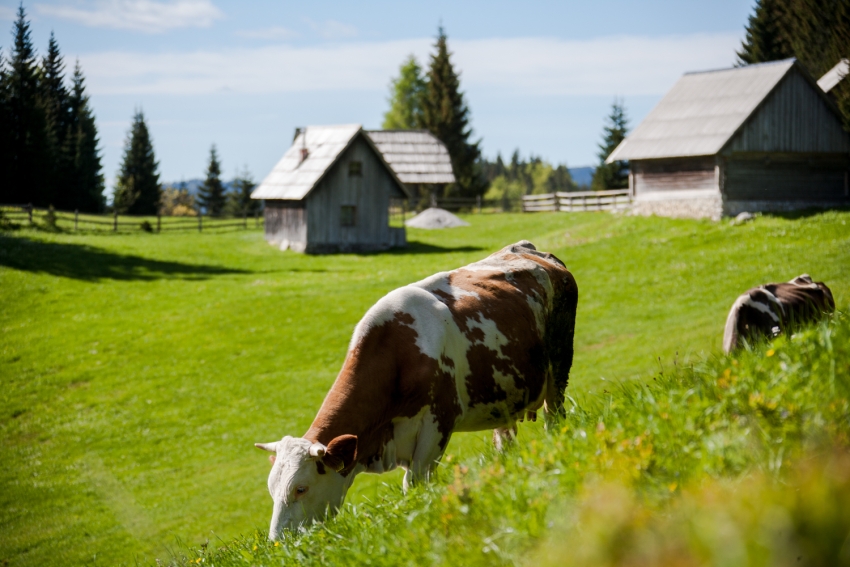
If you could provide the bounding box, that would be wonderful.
[243,211,247,229]
[113,210,118,232]
[27,203,33,224]
[198,211,202,232]
[74,209,78,231]
[476,195,482,214]
[157,213,161,233]
[255,210,259,228]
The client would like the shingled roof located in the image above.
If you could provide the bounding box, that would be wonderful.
[364,130,455,185]
[607,59,817,162]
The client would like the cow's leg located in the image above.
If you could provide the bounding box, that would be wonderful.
[493,424,517,451]
[404,410,445,493]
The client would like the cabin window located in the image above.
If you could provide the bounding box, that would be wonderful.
[340,205,356,227]
[348,161,362,176]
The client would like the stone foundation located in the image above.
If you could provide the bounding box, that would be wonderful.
[631,189,723,221]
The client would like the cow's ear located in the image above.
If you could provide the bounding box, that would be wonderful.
[323,434,357,472]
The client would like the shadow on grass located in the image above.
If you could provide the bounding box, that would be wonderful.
[0,235,249,281]
[378,241,485,256]
[763,206,850,221]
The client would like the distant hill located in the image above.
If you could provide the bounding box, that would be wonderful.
[163,179,238,194]
[568,166,594,189]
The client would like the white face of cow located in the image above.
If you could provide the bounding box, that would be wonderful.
[255,434,357,540]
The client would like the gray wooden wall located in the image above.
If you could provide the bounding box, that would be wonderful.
[632,157,718,195]
[724,154,850,202]
[305,136,407,253]
[265,201,306,244]
[727,69,850,154]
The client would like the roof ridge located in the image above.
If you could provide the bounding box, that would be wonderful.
[683,57,796,76]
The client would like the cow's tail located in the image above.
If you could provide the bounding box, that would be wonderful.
[545,268,579,414]
[723,295,746,354]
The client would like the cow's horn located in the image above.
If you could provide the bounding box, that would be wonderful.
[255,442,278,452]
[309,443,327,458]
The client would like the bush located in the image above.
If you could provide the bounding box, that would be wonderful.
[140,220,154,233]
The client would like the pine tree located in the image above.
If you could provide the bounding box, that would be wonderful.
[382,55,427,129]
[0,53,11,199]
[197,144,226,216]
[39,32,71,208]
[67,61,104,212]
[736,0,793,65]
[5,5,50,206]
[421,27,487,198]
[591,100,630,191]
[227,167,260,216]
[114,110,160,214]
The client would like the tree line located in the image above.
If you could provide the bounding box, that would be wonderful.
[113,112,260,218]
[0,6,104,211]
[737,0,850,129]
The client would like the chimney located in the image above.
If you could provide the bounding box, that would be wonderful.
[293,127,303,142]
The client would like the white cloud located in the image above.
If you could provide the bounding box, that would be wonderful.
[35,0,223,33]
[305,18,358,40]
[235,26,300,41]
[79,32,741,97]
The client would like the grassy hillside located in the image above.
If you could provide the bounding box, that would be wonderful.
[1,210,848,565]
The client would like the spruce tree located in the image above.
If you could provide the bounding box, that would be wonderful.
[0,53,11,200]
[382,55,427,129]
[421,27,487,198]
[227,167,259,216]
[39,32,71,208]
[6,5,50,206]
[197,144,226,216]
[114,110,160,214]
[67,61,104,212]
[591,100,629,191]
[736,0,793,65]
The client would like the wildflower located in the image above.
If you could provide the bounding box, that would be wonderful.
[766,349,775,357]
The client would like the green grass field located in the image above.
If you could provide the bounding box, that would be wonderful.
[1,210,849,566]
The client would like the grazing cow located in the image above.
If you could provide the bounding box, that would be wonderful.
[255,241,578,538]
[722,274,835,353]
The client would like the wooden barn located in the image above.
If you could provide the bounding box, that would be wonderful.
[607,59,850,219]
[252,125,411,254]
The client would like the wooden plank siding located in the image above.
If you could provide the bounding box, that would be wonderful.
[632,157,718,194]
[724,154,850,202]
[305,136,407,253]
[725,68,850,155]
[264,201,306,245]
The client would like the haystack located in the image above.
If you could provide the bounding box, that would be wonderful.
[404,207,470,229]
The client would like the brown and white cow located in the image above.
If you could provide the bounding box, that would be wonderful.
[255,241,578,538]
[722,274,835,353]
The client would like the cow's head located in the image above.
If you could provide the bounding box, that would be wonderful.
[254,434,357,539]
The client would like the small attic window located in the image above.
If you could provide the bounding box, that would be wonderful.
[300,147,309,162]
[348,161,362,176]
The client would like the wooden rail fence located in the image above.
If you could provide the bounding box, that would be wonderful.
[522,190,632,212]
[0,204,263,233]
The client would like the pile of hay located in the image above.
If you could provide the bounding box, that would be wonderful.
[404,207,470,229]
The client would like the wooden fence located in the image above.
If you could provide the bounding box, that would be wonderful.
[0,204,263,233]
[522,190,632,213]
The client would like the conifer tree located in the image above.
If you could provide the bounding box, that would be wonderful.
[736,0,793,65]
[421,27,487,198]
[114,110,160,214]
[67,61,104,212]
[197,144,226,216]
[227,167,260,216]
[5,5,50,206]
[0,53,11,198]
[382,55,427,129]
[591,100,629,191]
[39,32,71,208]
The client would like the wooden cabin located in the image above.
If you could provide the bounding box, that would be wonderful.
[607,59,850,219]
[252,125,409,253]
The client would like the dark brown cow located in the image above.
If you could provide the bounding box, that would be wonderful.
[255,241,578,538]
[723,274,835,353]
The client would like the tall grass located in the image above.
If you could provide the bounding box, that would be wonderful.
[168,315,850,566]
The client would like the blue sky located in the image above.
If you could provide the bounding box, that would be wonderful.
[1,1,754,189]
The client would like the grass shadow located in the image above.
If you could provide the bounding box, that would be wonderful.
[379,241,485,256]
[763,206,850,220]
[0,235,250,282]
